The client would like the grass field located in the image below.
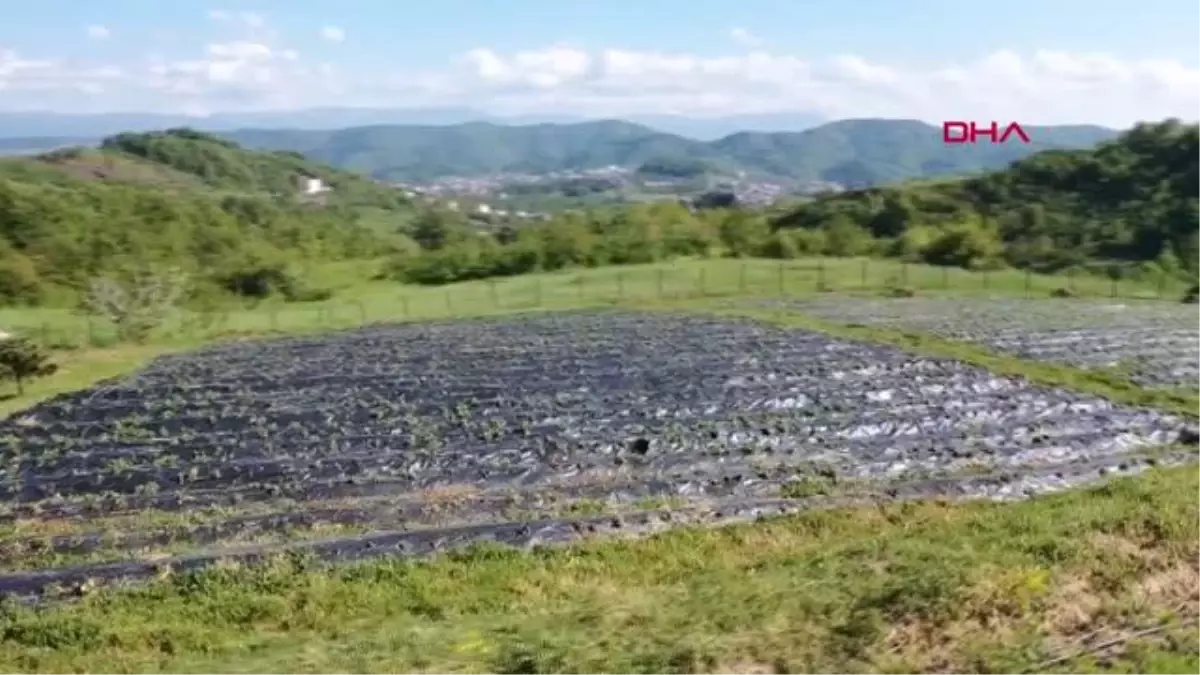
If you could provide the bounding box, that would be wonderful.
[0,257,1195,673]
[0,468,1194,673]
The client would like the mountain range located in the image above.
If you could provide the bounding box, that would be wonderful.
[0,108,825,142]
[0,113,1119,187]
[218,118,1118,185]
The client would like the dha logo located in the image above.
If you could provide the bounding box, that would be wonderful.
[942,121,1031,144]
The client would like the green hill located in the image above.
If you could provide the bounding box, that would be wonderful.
[773,119,1198,274]
[224,120,727,181]
[375,119,1197,289]
[710,119,1117,184]
[0,129,414,305]
[221,118,1118,184]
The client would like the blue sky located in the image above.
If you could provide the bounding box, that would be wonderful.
[13,0,1196,65]
[0,0,1197,124]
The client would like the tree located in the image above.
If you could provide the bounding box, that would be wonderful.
[717,210,769,257]
[867,192,916,238]
[411,209,468,251]
[823,216,874,257]
[0,251,42,306]
[0,337,57,395]
[82,266,189,343]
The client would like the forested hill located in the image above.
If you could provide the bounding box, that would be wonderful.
[0,129,414,304]
[774,119,1199,275]
[97,128,410,208]
[219,118,1117,184]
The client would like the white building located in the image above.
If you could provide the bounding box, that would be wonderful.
[299,175,331,195]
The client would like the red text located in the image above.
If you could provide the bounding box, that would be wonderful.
[942,121,1031,144]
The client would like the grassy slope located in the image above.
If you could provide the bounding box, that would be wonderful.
[0,150,206,191]
[0,470,1194,673]
[0,260,1195,673]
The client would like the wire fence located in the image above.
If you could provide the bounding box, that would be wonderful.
[3,257,1193,350]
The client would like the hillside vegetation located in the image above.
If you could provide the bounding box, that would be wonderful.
[0,120,1191,317]
[775,119,1199,274]
[384,120,1198,289]
[0,129,414,305]
[224,118,1117,183]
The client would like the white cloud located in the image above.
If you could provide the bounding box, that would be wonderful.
[0,18,1195,128]
[208,10,265,27]
[319,26,345,44]
[729,27,763,48]
[86,25,111,40]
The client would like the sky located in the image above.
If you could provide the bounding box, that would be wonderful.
[0,0,1197,125]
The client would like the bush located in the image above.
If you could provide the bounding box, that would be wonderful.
[82,267,188,343]
[758,230,800,259]
[0,254,42,306]
[0,336,57,395]
[219,266,295,299]
[1183,285,1198,303]
[921,221,1004,269]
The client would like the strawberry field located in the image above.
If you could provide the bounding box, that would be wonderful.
[774,297,1200,389]
[0,311,1192,602]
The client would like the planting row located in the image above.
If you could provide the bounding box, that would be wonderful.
[0,312,1193,599]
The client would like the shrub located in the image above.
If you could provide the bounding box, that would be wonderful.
[1183,284,1199,304]
[0,254,42,306]
[0,336,57,395]
[82,267,189,343]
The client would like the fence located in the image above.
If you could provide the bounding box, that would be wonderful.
[2,257,1193,350]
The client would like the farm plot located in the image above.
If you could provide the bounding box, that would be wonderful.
[0,311,1193,601]
[760,297,1200,389]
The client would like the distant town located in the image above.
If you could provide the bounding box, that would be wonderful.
[382,165,847,220]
